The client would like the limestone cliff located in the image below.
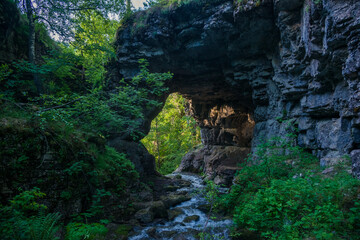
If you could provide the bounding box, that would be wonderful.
[108,0,360,182]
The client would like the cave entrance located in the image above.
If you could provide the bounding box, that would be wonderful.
[141,93,201,175]
[178,100,256,186]
[141,88,256,186]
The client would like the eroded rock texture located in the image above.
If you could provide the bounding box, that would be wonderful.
[108,0,360,181]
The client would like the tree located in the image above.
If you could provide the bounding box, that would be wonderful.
[71,10,119,89]
[15,0,127,94]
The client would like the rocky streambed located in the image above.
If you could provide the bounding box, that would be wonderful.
[128,172,233,240]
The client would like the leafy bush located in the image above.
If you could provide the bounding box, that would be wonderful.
[0,189,61,240]
[234,175,360,239]
[9,188,47,214]
[218,135,360,239]
[220,135,318,213]
[34,59,172,139]
[65,222,108,240]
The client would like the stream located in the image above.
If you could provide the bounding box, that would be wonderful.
[129,172,233,240]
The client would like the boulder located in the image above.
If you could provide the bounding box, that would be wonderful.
[134,207,154,223]
[160,193,191,208]
[167,207,184,220]
[133,200,167,219]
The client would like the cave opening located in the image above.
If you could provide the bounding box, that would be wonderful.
[142,84,256,186]
[141,92,202,175]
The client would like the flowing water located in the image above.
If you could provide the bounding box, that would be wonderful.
[129,172,233,240]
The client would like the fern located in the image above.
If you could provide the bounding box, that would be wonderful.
[28,212,61,240]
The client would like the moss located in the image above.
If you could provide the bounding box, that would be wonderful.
[115,224,132,237]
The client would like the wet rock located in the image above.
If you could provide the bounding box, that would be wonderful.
[105,224,132,240]
[128,173,233,239]
[134,207,154,223]
[197,204,211,213]
[160,230,177,238]
[183,215,200,223]
[164,185,180,192]
[151,201,168,218]
[146,227,157,238]
[133,200,167,219]
[160,193,191,208]
[167,207,183,220]
[173,235,188,240]
[177,145,250,187]
[177,181,191,188]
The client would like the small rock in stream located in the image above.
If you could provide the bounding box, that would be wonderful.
[146,227,157,238]
[197,203,211,213]
[160,193,191,208]
[168,207,184,220]
[183,215,200,223]
[160,230,178,238]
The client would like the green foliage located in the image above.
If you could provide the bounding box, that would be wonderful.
[65,222,108,240]
[1,0,174,236]
[95,146,139,191]
[234,175,360,239]
[9,188,47,214]
[200,180,223,239]
[203,180,221,211]
[0,189,61,240]
[0,64,13,83]
[15,0,126,41]
[27,212,61,240]
[1,57,169,229]
[217,134,360,239]
[0,101,139,220]
[141,93,201,174]
[33,59,172,138]
[71,10,119,89]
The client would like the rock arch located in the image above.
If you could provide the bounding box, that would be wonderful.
[107,0,360,181]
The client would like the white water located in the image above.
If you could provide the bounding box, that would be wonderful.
[129,172,233,240]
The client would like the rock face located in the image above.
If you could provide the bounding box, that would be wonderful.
[176,145,250,186]
[109,0,360,179]
[108,138,156,176]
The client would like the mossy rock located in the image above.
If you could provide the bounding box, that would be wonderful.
[197,203,211,213]
[106,223,132,240]
[183,215,200,223]
[134,207,154,223]
[167,207,183,220]
[115,224,132,237]
[160,193,191,208]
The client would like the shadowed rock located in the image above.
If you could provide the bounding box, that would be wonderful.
[108,0,360,179]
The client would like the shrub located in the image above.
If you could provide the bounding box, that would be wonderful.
[0,189,61,240]
[234,175,360,239]
[65,222,108,240]
[218,135,360,239]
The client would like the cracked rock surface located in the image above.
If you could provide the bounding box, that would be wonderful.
[108,0,360,179]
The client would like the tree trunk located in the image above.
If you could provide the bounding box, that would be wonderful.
[26,0,43,94]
